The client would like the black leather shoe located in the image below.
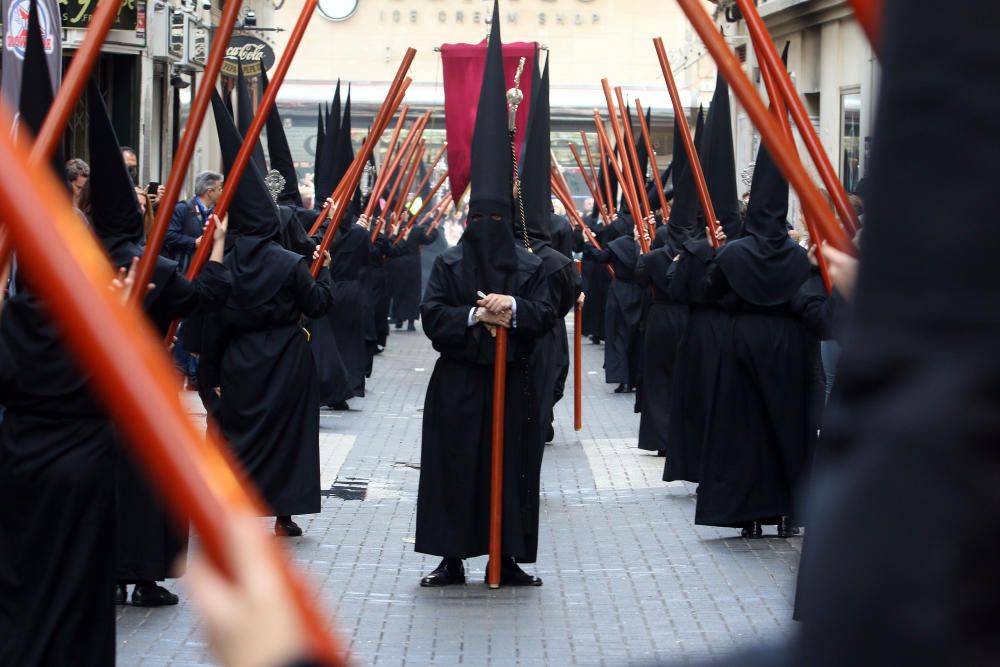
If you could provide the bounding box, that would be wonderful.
[420,558,465,587]
[777,516,801,538]
[114,583,127,605]
[275,516,303,537]
[328,401,350,411]
[131,582,179,607]
[545,424,555,444]
[485,558,543,587]
[407,321,416,332]
[394,321,403,330]
[741,521,763,539]
[614,383,629,394]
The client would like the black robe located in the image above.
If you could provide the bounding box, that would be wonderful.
[635,248,688,452]
[326,223,370,397]
[585,236,644,386]
[580,218,610,340]
[366,235,390,349]
[116,260,231,584]
[693,259,818,528]
[216,259,332,516]
[0,284,116,667]
[528,246,580,442]
[664,238,727,482]
[386,224,439,324]
[415,245,555,562]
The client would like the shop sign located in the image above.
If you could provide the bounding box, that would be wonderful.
[222,34,275,77]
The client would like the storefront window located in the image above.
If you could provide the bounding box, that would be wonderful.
[841,90,861,193]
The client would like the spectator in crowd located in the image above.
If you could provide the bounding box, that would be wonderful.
[66,158,90,211]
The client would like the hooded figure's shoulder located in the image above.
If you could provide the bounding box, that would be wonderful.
[439,244,464,266]
[515,245,543,271]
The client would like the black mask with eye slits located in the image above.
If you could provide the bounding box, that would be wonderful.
[460,0,518,303]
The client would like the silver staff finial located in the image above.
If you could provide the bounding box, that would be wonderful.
[506,56,526,132]
[264,169,286,203]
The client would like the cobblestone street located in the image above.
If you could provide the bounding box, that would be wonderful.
[116,319,801,666]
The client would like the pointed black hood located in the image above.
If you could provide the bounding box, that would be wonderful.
[520,53,553,250]
[212,90,301,307]
[665,108,701,249]
[19,0,62,179]
[261,69,303,207]
[212,91,280,241]
[715,139,809,306]
[700,71,742,240]
[461,0,518,300]
[235,61,267,175]
[314,105,326,188]
[86,80,144,265]
[331,84,359,219]
[636,106,652,189]
[314,80,342,205]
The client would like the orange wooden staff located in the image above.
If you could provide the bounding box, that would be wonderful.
[652,38,721,249]
[390,141,426,222]
[614,86,654,232]
[574,259,583,431]
[359,103,411,224]
[592,111,647,253]
[486,320,508,590]
[0,104,348,667]
[567,143,607,222]
[367,111,428,240]
[0,0,129,269]
[393,169,449,245]
[426,195,454,234]
[128,0,245,307]
[579,132,611,222]
[597,136,617,218]
[599,81,648,252]
[735,0,859,238]
[846,0,883,57]
[381,117,427,217]
[311,51,418,276]
[674,0,854,255]
[633,99,671,218]
[405,142,448,210]
[550,167,616,279]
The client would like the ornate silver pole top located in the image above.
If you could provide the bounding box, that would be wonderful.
[361,162,376,198]
[506,57,526,133]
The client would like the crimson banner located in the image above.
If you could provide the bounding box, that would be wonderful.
[441,39,536,205]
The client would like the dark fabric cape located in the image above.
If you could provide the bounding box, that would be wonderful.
[635,248,688,452]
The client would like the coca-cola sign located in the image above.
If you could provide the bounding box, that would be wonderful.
[222,35,275,77]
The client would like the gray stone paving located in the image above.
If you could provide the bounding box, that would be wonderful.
[116,318,801,666]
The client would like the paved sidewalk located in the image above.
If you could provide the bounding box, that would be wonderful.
[116,318,801,666]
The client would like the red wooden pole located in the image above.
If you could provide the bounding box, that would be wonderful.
[735,0,859,237]
[673,0,854,255]
[406,142,448,210]
[128,0,245,307]
[592,112,647,253]
[846,0,883,57]
[568,143,606,220]
[0,106,348,667]
[551,168,616,279]
[361,103,411,222]
[369,112,428,240]
[597,135,617,218]
[391,141,426,222]
[614,87,653,225]
[652,38,721,248]
[426,195,453,234]
[634,100,671,218]
[579,132,611,222]
[574,259,583,431]
[487,325,509,589]
[394,169,449,245]
[599,81,647,252]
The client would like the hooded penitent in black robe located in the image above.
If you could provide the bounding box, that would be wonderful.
[635,247,687,453]
[663,70,741,481]
[210,93,331,518]
[324,220,370,397]
[0,13,113,665]
[415,10,555,563]
[692,141,816,530]
[386,222,440,325]
[584,231,643,388]
[81,81,233,587]
[580,213,610,341]
[518,55,581,444]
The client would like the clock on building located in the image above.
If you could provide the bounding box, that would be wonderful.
[317,0,358,22]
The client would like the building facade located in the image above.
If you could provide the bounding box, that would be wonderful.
[726,0,878,204]
[247,0,720,192]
